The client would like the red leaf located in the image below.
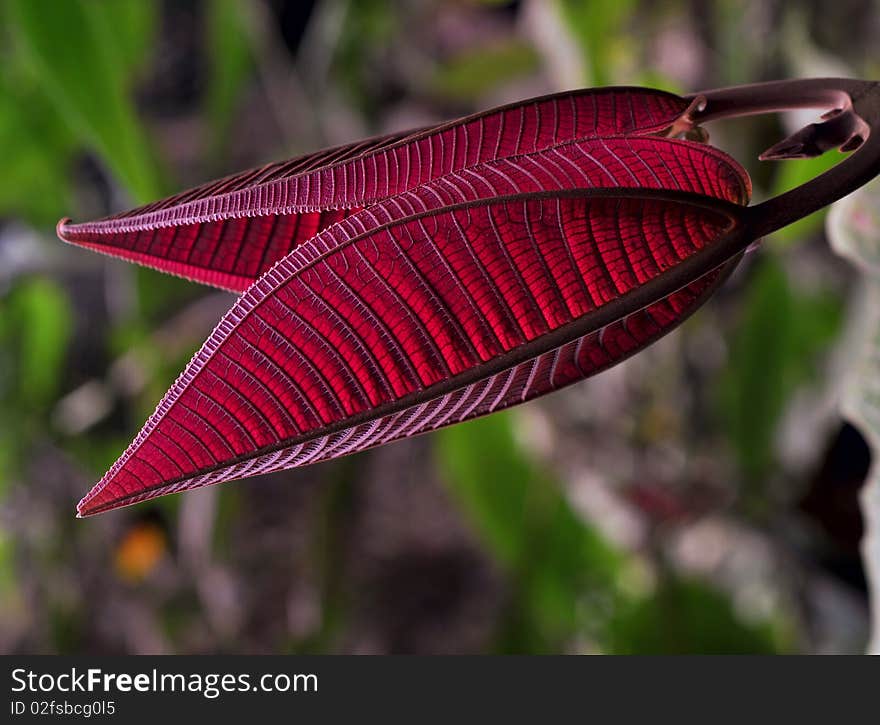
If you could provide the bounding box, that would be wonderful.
[74,132,749,515]
[58,88,690,292]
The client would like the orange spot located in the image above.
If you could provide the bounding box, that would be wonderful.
[114,523,166,583]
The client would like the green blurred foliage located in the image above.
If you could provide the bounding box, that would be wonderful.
[718,255,843,485]
[607,575,781,653]
[5,0,163,203]
[437,413,623,651]
[10,278,72,409]
[768,153,841,246]
[333,0,398,119]
[0,75,74,225]
[0,277,72,487]
[437,414,784,652]
[431,41,540,101]
[557,0,636,85]
[206,0,255,152]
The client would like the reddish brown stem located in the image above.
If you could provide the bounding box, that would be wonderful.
[686,78,880,238]
[590,79,880,338]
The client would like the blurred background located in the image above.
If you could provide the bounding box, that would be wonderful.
[1,0,879,654]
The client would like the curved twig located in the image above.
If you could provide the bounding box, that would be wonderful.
[687,78,880,238]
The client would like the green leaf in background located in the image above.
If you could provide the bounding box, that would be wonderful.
[556,0,635,85]
[719,255,843,484]
[767,153,841,246]
[608,575,781,654]
[6,0,163,203]
[435,412,624,651]
[98,0,158,76]
[0,277,72,491]
[431,41,539,101]
[437,414,528,566]
[0,75,74,225]
[436,411,786,653]
[7,277,72,410]
[713,0,762,84]
[0,528,14,595]
[205,0,254,151]
[333,0,397,118]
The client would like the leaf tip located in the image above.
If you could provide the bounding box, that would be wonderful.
[56,217,74,242]
[759,140,806,161]
[76,490,101,518]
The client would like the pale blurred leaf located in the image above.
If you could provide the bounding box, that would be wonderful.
[827,179,880,653]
